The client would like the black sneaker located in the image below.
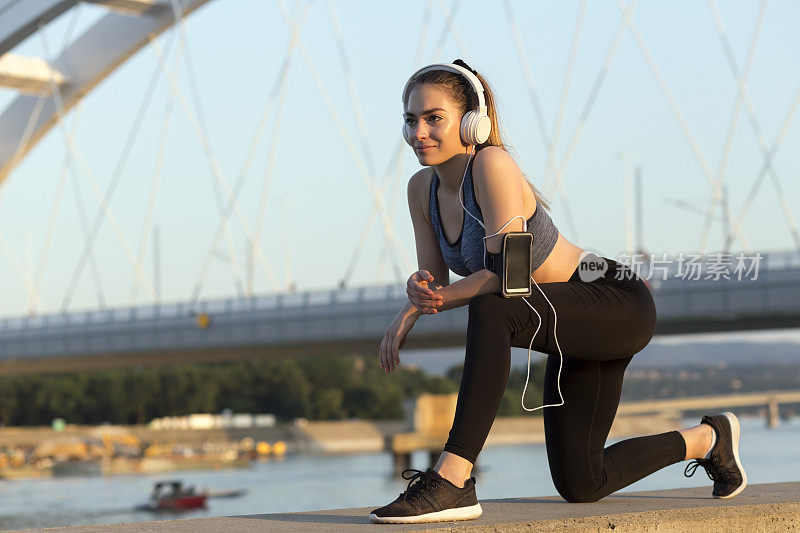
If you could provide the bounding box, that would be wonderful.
[368,468,482,524]
[684,411,747,499]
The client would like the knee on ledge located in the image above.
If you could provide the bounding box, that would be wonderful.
[555,485,604,504]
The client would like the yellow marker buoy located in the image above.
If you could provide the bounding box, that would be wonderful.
[272,441,287,455]
[256,441,271,455]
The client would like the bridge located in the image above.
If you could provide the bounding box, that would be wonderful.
[616,389,800,428]
[0,2,798,374]
[0,249,798,374]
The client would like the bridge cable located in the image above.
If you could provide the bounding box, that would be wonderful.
[725,82,800,253]
[375,142,408,283]
[706,0,800,253]
[339,0,433,288]
[38,22,162,311]
[698,0,767,253]
[699,0,767,252]
[0,6,84,313]
[432,0,471,64]
[327,0,404,284]
[504,0,593,242]
[249,0,306,296]
[504,0,605,243]
[540,0,587,243]
[0,6,86,312]
[273,0,415,279]
[544,0,638,226]
[147,37,284,305]
[130,22,187,305]
[64,106,111,311]
[34,9,103,315]
[613,0,753,253]
[342,138,406,288]
[502,0,552,174]
[46,24,182,311]
[541,0,587,202]
[188,0,311,303]
[170,0,246,298]
[325,0,407,284]
[191,0,309,300]
[0,233,47,311]
[428,0,457,61]
[346,0,477,286]
[36,123,72,313]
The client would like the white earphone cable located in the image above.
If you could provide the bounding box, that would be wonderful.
[457,146,565,412]
[519,279,565,411]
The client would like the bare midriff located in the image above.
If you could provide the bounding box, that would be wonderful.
[497,186,586,284]
[431,172,586,284]
[532,232,585,284]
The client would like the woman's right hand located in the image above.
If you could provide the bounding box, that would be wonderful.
[379,309,418,373]
[406,270,443,315]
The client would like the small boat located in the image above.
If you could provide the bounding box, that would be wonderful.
[136,480,208,511]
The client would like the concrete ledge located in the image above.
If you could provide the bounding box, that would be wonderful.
[19,481,800,532]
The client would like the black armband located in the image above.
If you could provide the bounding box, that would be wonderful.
[484,249,503,277]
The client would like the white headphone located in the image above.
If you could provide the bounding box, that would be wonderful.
[401,63,492,146]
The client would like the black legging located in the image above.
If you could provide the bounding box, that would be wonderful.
[442,258,687,503]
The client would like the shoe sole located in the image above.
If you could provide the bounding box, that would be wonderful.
[368,503,483,524]
[714,411,747,499]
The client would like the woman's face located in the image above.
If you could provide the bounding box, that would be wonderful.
[403,84,466,165]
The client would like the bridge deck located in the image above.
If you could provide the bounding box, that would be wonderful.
[1,251,800,372]
[22,481,800,532]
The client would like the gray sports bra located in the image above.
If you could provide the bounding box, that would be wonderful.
[429,157,559,278]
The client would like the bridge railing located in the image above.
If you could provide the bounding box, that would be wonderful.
[0,282,408,332]
[0,249,798,333]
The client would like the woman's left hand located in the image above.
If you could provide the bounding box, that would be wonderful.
[406,270,443,314]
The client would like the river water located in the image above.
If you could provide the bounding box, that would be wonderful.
[0,416,797,530]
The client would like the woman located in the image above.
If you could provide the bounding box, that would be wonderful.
[370,60,746,524]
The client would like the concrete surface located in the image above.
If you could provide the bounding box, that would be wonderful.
[17,481,800,532]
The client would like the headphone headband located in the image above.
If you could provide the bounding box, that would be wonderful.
[402,63,487,113]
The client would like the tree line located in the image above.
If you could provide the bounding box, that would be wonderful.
[0,355,546,426]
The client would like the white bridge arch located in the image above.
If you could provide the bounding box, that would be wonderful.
[0,0,212,182]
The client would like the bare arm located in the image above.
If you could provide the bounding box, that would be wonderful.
[383,286,488,373]
[429,147,533,312]
[405,169,451,315]
[408,170,450,286]
[399,300,422,320]
[431,268,500,312]
[379,170,450,373]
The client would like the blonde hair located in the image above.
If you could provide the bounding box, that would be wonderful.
[402,61,551,212]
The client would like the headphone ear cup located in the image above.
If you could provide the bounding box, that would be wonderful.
[474,114,491,144]
[402,123,413,146]
[460,112,477,145]
[461,111,491,145]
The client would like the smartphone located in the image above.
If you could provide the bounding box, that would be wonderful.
[502,232,533,298]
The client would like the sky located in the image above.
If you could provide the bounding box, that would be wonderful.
[0,0,799,319]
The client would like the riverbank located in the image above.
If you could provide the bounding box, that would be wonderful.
[0,413,680,480]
